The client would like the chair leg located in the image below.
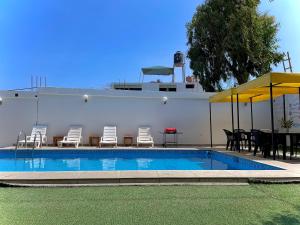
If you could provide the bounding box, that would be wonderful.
[253,145,258,156]
[226,140,229,150]
[230,141,234,151]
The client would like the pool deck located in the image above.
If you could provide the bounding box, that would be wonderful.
[1,147,300,185]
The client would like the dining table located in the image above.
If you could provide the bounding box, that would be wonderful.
[233,130,300,160]
[260,131,300,160]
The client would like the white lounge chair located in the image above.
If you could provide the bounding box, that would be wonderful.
[18,125,47,148]
[100,126,117,147]
[58,127,82,148]
[137,127,154,147]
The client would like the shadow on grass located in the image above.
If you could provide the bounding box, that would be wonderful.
[262,211,300,225]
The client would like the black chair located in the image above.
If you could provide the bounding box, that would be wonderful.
[296,136,300,157]
[251,129,262,156]
[292,134,300,158]
[223,129,234,150]
[259,130,280,158]
[234,129,248,151]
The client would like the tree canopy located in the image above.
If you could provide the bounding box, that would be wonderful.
[187,0,283,92]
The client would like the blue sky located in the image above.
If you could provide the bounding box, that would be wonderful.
[0,0,299,90]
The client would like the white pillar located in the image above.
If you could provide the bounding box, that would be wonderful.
[182,64,186,83]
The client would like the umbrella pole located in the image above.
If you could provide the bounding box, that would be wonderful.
[250,97,253,131]
[270,83,275,159]
[283,95,286,121]
[299,87,300,106]
[231,95,234,133]
[209,102,213,148]
[236,94,240,152]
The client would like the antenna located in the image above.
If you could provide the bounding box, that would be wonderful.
[282,51,293,72]
[31,76,33,89]
[30,75,48,89]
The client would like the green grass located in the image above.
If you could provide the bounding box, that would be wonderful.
[1,185,300,225]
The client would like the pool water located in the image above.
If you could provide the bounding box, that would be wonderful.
[0,150,282,172]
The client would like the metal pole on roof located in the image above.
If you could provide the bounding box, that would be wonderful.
[236,94,240,152]
[31,76,33,89]
[172,67,175,83]
[250,97,253,131]
[36,94,39,125]
[283,51,293,72]
[182,64,186,83]
[139,72,141,83]
[270,83,275,159]
[287,52,293,72]
[209,102,213,148]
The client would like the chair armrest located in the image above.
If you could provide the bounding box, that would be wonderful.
[62,136,68,141]
[26,136,31,141]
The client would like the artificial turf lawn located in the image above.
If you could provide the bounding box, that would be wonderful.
[0,185,300,225]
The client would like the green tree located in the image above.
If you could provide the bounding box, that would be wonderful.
[187,0,283,91]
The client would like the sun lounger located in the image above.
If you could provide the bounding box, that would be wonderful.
[58,127,82,148]
[18,125,47,148]
[137,127,154,147]
[100,126,117,147]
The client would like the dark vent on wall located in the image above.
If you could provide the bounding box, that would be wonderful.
[186,84,195,89]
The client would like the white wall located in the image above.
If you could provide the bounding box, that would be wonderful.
[274,94,300,132]
[0,87,271,147]
[0,91,37,147]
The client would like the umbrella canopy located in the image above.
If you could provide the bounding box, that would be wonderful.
[209,72,300,103]
[236,72,300,99]
[141,66,174,75]
[208,72,300,155]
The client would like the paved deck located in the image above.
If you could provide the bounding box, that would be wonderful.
[1,147,300,185]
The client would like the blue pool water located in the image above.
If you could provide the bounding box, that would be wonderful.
[0,149,282,172]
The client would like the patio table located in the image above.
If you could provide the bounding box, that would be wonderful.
[160,131,183,147]
[260,131,300,160]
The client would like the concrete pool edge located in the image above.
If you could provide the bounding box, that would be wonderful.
[1,148,300,185]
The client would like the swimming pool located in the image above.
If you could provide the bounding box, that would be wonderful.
[0,149,282,172]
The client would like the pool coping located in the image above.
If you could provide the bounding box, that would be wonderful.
[0,148,300,185]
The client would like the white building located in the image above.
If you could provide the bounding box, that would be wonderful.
[0,78,273,147]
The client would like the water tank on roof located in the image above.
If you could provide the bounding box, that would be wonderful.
[174,51,185,67]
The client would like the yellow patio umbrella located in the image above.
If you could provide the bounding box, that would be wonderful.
[209,72,300,158]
